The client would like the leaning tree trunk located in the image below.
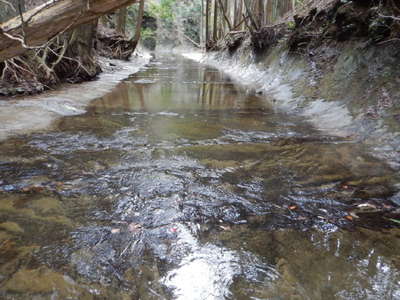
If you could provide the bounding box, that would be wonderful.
[98,0,144,60]
[0,0,137,95]
[130,0,145,52]
[0,0,138,62]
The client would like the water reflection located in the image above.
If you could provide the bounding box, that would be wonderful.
[89,58,263,114]
[0,55,399,299]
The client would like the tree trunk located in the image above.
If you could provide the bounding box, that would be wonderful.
[130,0,145,51]
[53,21,100,83]
[200,0,204,48]
[266,0,273,24]
[116,7,127,36]
[0,0,138,62]
[213,0,218,41]
[217,0,232,31]
[258,0,263,26]
[243,0,258,31]
[239,0,244,28]
[205,0,210,48]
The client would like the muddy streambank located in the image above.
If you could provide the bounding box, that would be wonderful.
[0,55,150,141]
[190,0,400,171]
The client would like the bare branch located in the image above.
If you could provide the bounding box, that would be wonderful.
[243,0,259,31]
[378,38,400,45]
[217,0,233,31]
[181,32,201,48]
[379,13,400,21]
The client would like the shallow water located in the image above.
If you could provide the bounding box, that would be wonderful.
[0,55,399,299]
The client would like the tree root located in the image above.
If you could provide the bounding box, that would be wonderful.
[96,26,137,60]
[0,30,100,96]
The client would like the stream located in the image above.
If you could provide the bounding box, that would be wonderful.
[0,55,399,299]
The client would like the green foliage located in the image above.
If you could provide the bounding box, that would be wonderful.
[148,0,176,32]
[294,0,306,6]
[148,0,175,21]
[141,28,156,40]
[146,0,202,46]
[142,27,157,50]
[177,0,202,43]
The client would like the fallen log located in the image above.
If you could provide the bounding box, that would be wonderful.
[0,0,138,62]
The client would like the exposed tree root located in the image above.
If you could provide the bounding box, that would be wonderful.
[96,26,137,61]
[0,24,101,96]
[286,0,400,53]
[215,0,400,64]
[250,26,285,54]
[0,17,146,96]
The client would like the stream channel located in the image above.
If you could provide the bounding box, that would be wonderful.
[0,55,399,299]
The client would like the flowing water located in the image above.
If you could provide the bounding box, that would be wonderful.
[0,55,400,299]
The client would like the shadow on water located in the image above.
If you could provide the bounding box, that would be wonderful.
[0,55,399,299]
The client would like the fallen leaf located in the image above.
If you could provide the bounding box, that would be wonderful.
[345,215,353,221]
[288,205,298,210]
